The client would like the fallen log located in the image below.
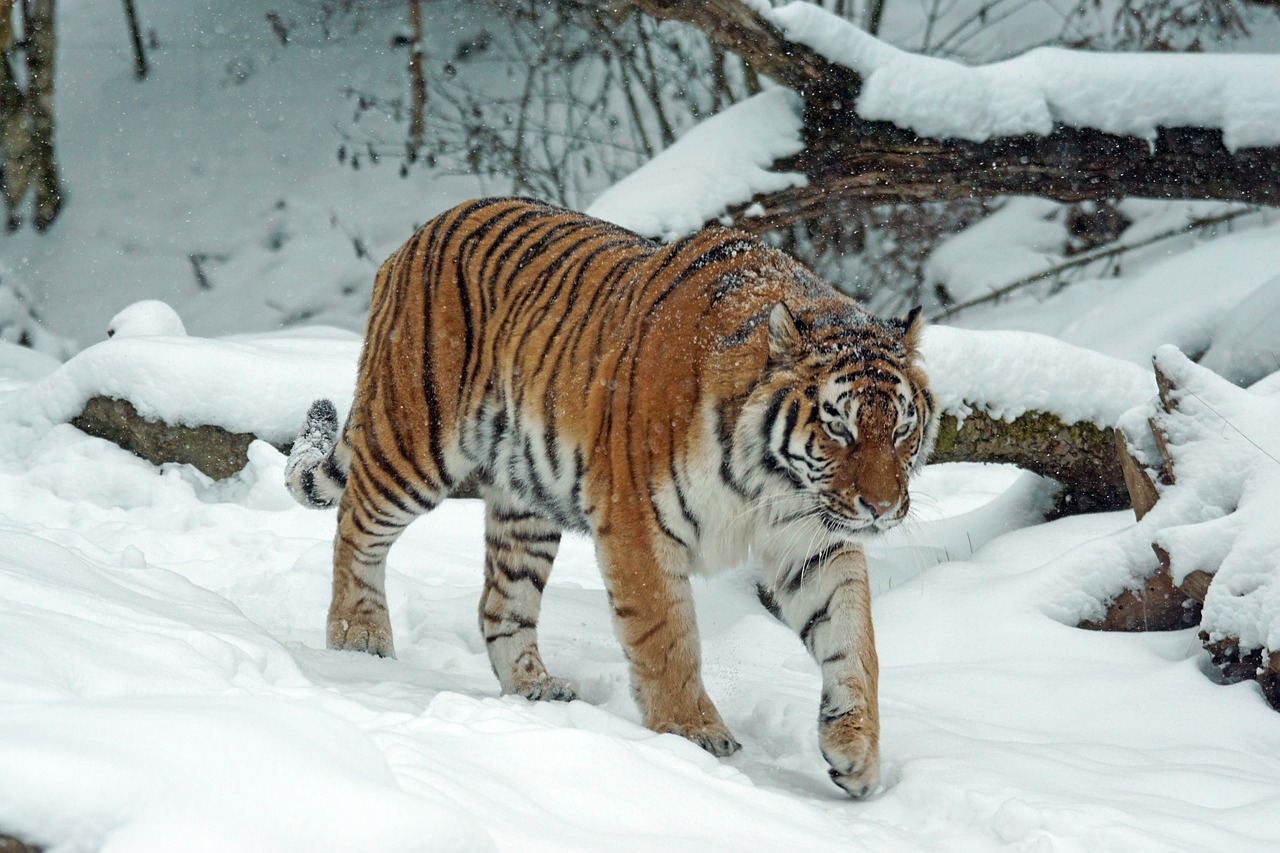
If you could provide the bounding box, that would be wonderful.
[930,409,1128,515]
[627,0,1280,221]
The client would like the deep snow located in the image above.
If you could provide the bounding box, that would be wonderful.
[2,326,1279,851]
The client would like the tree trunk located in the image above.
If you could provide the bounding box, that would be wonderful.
[121,0,148,80]
[406,0,425,153]
[24,0,60,230]
[0,0,30,229]
[1080,358,1278,712]
[1,0,60,230]
[626,0,1280,218]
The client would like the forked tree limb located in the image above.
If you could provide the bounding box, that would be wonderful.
[625,0,1280,215]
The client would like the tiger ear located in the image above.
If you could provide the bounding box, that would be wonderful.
[900,305,925,354]
[768,302,802,362]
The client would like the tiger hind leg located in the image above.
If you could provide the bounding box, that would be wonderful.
[479,496,576,702]
[329,439,451,658]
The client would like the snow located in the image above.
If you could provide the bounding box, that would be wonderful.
[947,208,1280,369]
[106,301,188,339]
[3,325,1279,850]
[1,325,359,445]
[921,326,1155,426]
[766,2,1280,148]
[587,89,806,240]
[1054,222,1280,364]
[1045,347,1280,654]
[1200,273,1280,385]
[4,394,1280,849]
[926,198,1066,304]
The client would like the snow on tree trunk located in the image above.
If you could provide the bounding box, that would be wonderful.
[1077,348,1280,709]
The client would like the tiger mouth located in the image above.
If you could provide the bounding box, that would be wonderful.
[818,504,902,535]
[818,508,877,534]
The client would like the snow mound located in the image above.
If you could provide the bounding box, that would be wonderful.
[107,300,189,339]
[1199,273,1280,386]
[1,324,361,445]
[926,198,1066,304]
[1056,223,1280,365]
[0,529,491,852]
[768,2,1280,149]
[922,326,1154,426]
[588,89,806,240]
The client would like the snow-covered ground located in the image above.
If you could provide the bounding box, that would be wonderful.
[3,333,1280,851]
[3,0,1280,850]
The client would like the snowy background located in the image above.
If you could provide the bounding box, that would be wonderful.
[2,0,1280,850]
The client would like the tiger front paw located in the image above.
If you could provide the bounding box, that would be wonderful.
[509,674,578,702]
[657,720,742,757]
[327,616,395,658]
[820,711,880,798]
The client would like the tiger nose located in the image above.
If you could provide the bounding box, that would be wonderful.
[859,497,895,518]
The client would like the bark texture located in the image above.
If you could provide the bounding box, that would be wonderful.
[0,0,62,230]
[930,409,1129,513]
[627,0,1280,219]
[71,396,283,481]
[0,835,42,853]
[70,394,485,496]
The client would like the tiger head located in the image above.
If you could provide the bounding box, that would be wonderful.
[745,301,937,537]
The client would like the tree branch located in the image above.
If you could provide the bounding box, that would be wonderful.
[626,0,858,96]
[932,205,1262,320]
[626,0,1280,216]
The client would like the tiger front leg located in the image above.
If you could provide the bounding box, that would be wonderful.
[765,544,880,798]
[597,535,740,757]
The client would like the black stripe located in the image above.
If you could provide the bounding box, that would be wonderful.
[322,453,347,488]
[784,543,845,594]
[800,602,832,650]
[490,556,549,593]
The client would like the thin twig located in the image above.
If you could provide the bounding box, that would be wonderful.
[931,206,1261,321]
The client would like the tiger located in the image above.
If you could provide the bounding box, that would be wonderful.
[285,196,937,797]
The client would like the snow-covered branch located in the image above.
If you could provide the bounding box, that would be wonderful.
[620,0,1280,231]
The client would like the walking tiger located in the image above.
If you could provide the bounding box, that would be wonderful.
[286,197,937,797]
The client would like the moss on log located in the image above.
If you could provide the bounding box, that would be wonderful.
[0,835,42,853]
[70,396,286,481]
[930,409,1129,514]
[68,395,485,497]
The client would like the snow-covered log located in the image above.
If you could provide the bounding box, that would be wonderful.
[623,0,1280,229]
[1067,348,1280,708]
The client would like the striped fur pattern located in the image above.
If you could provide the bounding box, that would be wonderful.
[285,197,937,797]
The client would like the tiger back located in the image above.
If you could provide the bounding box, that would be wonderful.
[286,197,937,797]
